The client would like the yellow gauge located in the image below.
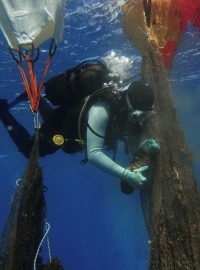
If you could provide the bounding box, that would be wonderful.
[52,134,65,146]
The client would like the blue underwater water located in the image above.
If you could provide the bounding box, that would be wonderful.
[0,1,200,270]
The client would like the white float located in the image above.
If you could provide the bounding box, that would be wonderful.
[0,0,66,50]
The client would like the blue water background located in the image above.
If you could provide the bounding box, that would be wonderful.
[0,1,199,269]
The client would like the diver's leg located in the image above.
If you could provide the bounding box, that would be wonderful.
[8,91,27,108]
[0,99,32,158]
[8,92,53,121]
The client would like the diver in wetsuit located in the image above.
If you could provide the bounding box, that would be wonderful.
[0,58,159,192]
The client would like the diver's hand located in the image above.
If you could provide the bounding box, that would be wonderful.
[122,166,148,189]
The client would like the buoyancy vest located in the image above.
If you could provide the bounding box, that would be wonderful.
[38,86,143,156]
[84,88,143,152]
[38,102,84,155]
[42,59,145,156]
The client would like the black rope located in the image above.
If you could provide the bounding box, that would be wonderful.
[143,0,151,28]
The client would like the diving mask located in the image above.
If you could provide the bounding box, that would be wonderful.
[126,91,155,125]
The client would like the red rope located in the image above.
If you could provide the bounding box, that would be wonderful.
[36,55,52,110]
[17,53,52,112]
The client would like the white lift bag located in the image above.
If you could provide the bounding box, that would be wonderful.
[0,0,66,50]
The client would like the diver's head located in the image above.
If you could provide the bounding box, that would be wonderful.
[127,81,154,111]
[44,62,110,107]
[77,63,110,96]
[126,81,155,124]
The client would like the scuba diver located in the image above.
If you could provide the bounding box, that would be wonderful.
[0,55,159,194]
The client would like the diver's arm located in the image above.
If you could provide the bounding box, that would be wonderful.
[87,101,125,178]
[87,101,148,187]
[7,92,53,121]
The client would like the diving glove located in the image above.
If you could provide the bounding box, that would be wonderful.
[122,165,148,189]
[137,139,160,156]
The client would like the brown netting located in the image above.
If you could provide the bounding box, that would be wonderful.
[38,258,65,270]
[0,130,46,270]
[141,41,200,270]
[0,130,65,270]
[122,1,200,269]
[123,0,200,57]
[122,0,182,55]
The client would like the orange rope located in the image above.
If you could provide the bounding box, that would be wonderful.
[36,55,52,110]
[18,62,32,104]
[17,54,52,112]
